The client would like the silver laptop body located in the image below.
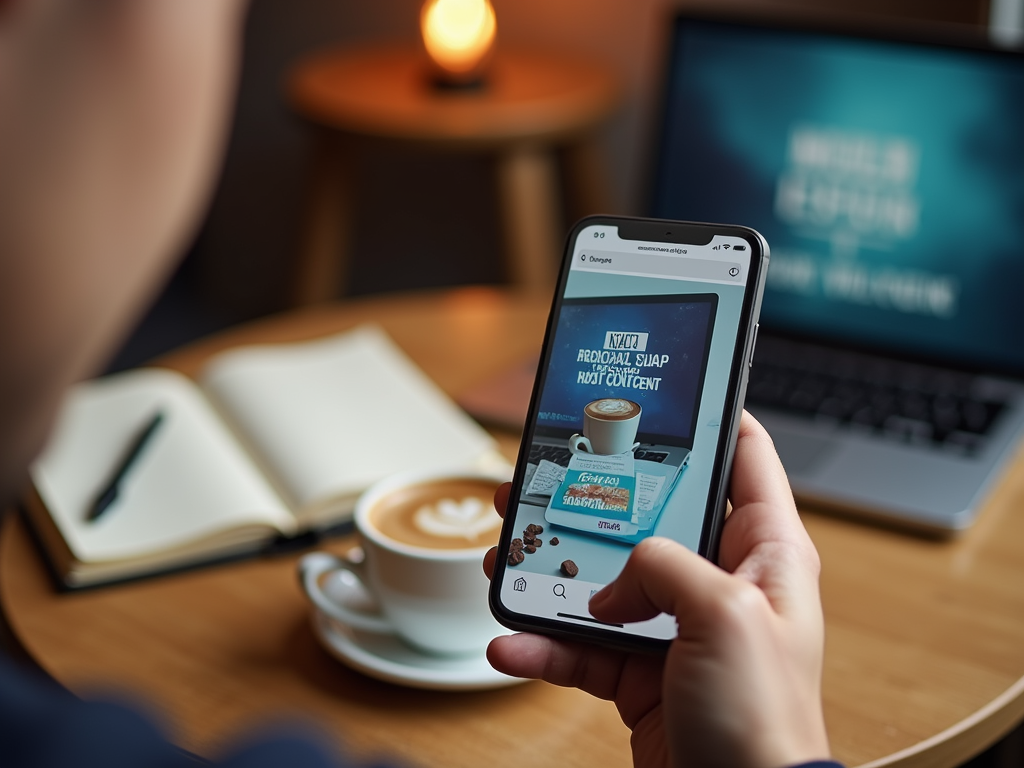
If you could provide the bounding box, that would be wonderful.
[650,13,1024,533]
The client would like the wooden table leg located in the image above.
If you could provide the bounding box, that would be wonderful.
[289,130,353,306]
[495,144,562,294]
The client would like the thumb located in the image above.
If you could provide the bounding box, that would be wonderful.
[589,537,734,627]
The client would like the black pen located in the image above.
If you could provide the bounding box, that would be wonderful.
[86,410,165,522]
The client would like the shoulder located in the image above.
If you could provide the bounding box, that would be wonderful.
[0,656,344,768]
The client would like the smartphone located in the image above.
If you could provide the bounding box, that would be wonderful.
[488,215,769,651]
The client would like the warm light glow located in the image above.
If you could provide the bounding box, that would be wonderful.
[421,0,496,80]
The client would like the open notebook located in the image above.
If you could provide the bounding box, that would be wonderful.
[28,325,505,588]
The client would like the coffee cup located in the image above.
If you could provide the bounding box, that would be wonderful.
[298,469,508,656]
[568,398,642,456]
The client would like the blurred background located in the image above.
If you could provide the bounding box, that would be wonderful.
[108,0,998,371]
[99,4,1023,763]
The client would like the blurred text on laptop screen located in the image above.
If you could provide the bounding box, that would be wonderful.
[652,18,1024,374]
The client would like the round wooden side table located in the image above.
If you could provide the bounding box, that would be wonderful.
[285,44,620,304]
[2,289,1024,767]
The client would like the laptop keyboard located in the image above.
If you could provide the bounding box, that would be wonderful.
[747,337,1007,453]
[528,443,669,467]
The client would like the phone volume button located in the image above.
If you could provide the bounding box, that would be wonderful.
[748,323,759,368]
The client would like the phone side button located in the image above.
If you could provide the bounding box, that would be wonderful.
[748,323,759,368]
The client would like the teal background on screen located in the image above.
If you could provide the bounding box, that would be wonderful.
[652,20,1024,373]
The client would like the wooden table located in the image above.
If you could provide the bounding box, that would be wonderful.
[3,288,1024,768]
[285,45,620,303]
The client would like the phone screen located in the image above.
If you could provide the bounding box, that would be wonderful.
[490,216,768,647]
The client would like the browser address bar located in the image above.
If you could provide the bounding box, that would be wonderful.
[575,249,743,282]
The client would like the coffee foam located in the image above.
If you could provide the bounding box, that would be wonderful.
[368,478,502,551]
[414,497,500,540]
[587,399,639,417]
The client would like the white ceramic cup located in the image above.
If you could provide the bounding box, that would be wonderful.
[569,398,642,456]
[298,469,507,656]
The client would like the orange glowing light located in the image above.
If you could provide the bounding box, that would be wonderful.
[420,0,496,82]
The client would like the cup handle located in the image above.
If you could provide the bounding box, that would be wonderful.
[568,434,593,455]
[298,551,395,634]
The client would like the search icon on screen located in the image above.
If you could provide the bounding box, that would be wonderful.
[553,584,567,599]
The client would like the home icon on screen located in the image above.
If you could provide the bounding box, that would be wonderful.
[513,577,527,592]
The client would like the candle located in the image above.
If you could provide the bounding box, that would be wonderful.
[421,0,496,87]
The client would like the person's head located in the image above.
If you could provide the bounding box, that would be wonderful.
[0,216,183,503]
[0,1,246,502]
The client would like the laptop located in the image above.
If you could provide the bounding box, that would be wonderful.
[520,294,716,509]
[649,12,1024,533]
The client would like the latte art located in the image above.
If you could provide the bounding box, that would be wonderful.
[368,477,503,551]
[584,398,641,421]
[592,399,634,416]
[414,497,500,540]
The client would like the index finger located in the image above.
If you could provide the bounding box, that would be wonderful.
[719,412,821,611]
[728,411,799,518]
[493,482,511,519]
[483,482,513,580]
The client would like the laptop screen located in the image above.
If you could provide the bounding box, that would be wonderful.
[650,15,1024,375]
[534,294,717,445]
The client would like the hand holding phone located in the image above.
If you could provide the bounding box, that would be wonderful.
[484,414,832,768]
[489,216,769,649]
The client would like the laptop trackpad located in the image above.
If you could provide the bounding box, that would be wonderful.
[771,430,838,476]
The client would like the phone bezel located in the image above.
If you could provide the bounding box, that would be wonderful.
[488,215,769,652]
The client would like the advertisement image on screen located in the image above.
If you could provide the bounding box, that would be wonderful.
[521,294,717,552]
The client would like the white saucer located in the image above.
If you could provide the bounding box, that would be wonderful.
[312,611,526,691]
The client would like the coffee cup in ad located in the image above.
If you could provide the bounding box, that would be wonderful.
[568,398,642,456]
[299,469,507,656]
